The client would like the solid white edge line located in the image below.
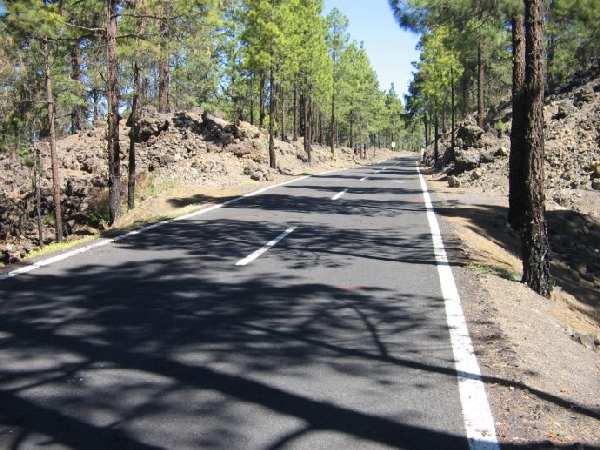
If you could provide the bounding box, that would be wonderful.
[331,189,348,201]
[235,227,296,266]
[415,162,499,450]
[1,162,381,281]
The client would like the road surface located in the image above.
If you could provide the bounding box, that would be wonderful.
[0,155,495,449]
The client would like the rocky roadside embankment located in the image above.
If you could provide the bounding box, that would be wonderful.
[423,68,600,329]
[427,80,600,217]
[1,107,393,264]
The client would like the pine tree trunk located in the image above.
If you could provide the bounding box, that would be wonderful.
[311,100,316,144]
[477,41,485,128]
[269,69,277,169]
[106,0,121,226]
[141,74,149,107]
[521,0,551,296]
[461,74,469,118]
[434,113,439,163]
[280,84,285,141]
[158,59,169,113]
[259,73,265,128]
[509,14,527,230]
[44,36,63,242]
[349,110,354,149]
[330,91,335,159]
[423,113,429,147]
[34,146,43,246]
[127,61,141,211]
[293,84,298,141]
[451,66,456,157]
[249,77,255,125]
[318,110,323,145]
[158,19,170,113]
[92,89,100,123]
[546,0,557,92]
[70,39,82,133]
[303,94,312,163]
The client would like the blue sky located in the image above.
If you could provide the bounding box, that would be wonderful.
[323,0,420,100]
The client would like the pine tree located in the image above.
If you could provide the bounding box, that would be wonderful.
[326,7,349,160]
[508,5,527,230]
[106,0,121,226]
[521,0,551,296]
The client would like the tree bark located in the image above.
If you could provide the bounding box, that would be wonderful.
[477,41,485,128]
[546,0,557,92]
[280,84,285,141]
[330,91,336,159]
[92,89,100,123]
[433,112,439,163]
[521,0,551,296]
[70,39,82,133]
[34,146,43,246]
[461,74,469,117]
[268,69,277,169]
[44,36,64,242]
[509,14,527,230]
[349,110,354,149]
[303,94,312,163]
[318,110,323,145]
[249,76,255,125]
[293,84,298,141]
[423,113,429,148]
[451,66,456,157]
[106,0,121,226]
[158,19,170,113]
[259,73,265,128]
[127,61,141,211]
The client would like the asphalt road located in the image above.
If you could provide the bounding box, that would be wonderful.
[0,155,474,449]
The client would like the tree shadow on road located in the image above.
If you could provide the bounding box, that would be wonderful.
[0,159,598,449]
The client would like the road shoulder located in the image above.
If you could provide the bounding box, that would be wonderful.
[426,171,600,447]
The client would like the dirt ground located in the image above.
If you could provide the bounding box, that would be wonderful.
[427,170,600,447]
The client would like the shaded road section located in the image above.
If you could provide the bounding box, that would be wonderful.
[1,155,474,449]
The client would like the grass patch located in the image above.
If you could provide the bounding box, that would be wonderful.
[24,235,98,261]
[469,262,521,282]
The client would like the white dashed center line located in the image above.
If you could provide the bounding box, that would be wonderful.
[235,227,296,266]
[331,189,348,201]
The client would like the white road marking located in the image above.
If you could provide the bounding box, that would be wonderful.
[360,177,369,182]
[235,227,296,266]
[331,189,348,201]
[416,163,499,450]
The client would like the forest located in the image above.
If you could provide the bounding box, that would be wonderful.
[0,0,411,246]
[390,0,600,296]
